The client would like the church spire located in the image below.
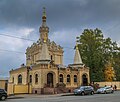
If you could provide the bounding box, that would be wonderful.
[39,7,49,42]
[43,7,46,17]
[42,7,47,27]
[74,40,83,64]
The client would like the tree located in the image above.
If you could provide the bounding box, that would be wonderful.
[104,62,115,82]
[112,49,120,81]
[78,28,104,81]
[78,28,120,82]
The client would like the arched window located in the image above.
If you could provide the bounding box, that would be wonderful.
[59,74,63,82]
[51,55,53,60]
[29,75,32,83]
[74,75,77,82]
[82,74,88,86]
[35,74,38,84]
[67,75,70,83]
[12,77,14,83]
[18,74,22,84]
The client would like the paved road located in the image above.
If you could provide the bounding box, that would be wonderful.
[7,91,120,102]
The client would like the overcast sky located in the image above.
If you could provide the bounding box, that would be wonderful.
[0,0,120,77]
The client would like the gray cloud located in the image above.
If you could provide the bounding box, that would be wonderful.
[0,0,120,30]
[0,0,120,76]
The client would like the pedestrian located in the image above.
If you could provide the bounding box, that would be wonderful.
[114,85,117,91]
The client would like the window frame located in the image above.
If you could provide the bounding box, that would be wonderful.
[59,74,63,83]
[67,75,70,83]
[35,74,38,84]
[18,74,22,84]
[29,75,32,83]
[74,75,77,83]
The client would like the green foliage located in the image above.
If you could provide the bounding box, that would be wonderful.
[78,28,120,82]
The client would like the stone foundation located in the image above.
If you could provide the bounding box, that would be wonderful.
[32,88,42,94]
[32,87,76,94]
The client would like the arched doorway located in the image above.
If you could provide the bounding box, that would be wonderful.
[47,73,53,87]
[82,74,88,86]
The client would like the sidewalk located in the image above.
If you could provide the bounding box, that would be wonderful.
[7,90,119,99]
[8,93,74,99]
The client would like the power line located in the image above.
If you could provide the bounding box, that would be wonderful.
[64,47,74,50]
[0,48,74,61]
[0,49,24,54]
[0,33,74,50]
[0,33,35,42]
[0,47,74,60]
[104,22,120,33]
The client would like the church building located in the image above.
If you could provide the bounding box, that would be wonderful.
[8,8,90,95]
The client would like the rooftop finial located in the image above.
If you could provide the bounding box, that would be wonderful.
[42,7,47,25]
[75,37,79,50]
[43,7,46,17]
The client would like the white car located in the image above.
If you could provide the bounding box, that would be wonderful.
[97,86,114,94]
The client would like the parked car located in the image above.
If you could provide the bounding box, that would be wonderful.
[96,86,114,94]
[0,89,7,101]
[73,86,94,95]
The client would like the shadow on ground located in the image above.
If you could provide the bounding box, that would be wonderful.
[8,97,25,99]
[61,94,74,96]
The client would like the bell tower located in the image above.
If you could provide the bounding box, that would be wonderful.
[39,7,49,42]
